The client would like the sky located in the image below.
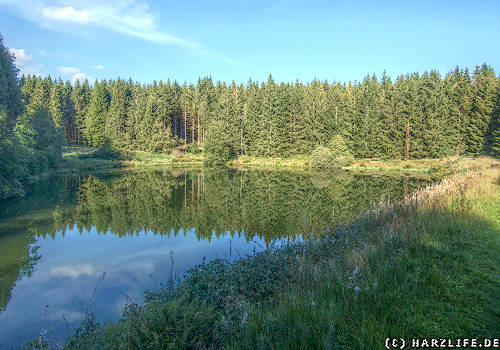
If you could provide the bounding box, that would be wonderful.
[0,0,499,85]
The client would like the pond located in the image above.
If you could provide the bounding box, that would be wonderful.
[0,168,429,348]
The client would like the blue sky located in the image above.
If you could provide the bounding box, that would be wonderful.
[0,0,499,84]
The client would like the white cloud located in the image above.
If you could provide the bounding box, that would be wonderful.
[58,66,90,82]
[49,263,95,278]
[8,48,43,76]
[91,64,105,69]
[0,0,235,63]
[42,6,90,23]
[47,309,81,322]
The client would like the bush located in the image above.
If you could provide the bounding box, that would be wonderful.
[310,146,333,169]
[91,145,122,160]
[172,149,185,158]
[310,136,355,169]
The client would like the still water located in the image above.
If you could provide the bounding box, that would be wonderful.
[0,168,428,348]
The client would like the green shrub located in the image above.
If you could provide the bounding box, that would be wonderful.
[311,136,354,169]
[91,145,122,160]
[429,163,455,181]
[310,146,333,169]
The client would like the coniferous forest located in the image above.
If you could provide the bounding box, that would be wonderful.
[18,65,500,159]
[2,33,500,199]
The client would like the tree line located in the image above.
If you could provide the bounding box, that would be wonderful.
[20,65,500,161]
[2,29,500,199]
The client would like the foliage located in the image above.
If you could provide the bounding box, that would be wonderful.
[85,81,109,147]
[0,34,64,200]
[329,134,354,167]
[203,120,236,166]
[15,107,64,173]
[0,35,24,129]
[310,136,354,169]
[90,144,123,160]
[310,146,334,169]
[186,142,201,154]
[13,61,500,162]
[0,126,27,198]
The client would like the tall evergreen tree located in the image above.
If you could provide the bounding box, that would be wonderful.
[49,80,64,128]
[85,80,109,147]
[71,79,91,143]
[465,64,497,155]
[106,78,132,148]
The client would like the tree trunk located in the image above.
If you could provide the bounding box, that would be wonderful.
[405,122,411,161]
[197,109,201,146]
[183,108,187,144]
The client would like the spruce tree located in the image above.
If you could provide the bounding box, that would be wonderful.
[466,64,496,155]
[71,79,91,143]
[106,78,132,148]
[86,80,109,147]
[49,80,64,128]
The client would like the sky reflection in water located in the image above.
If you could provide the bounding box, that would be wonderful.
[0,169,428,348]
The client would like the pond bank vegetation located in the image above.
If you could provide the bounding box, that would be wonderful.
[57,145,498,181]
[26,160,500,349]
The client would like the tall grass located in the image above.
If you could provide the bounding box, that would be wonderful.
[23,166,499,349]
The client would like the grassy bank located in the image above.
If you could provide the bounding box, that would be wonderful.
[24,146,121,183]
[121,150,204,168]
[346,156,497,178]
[27,161,499,349]
[228,155,497,177]
[56,146,498,179]
[227,155,310,170]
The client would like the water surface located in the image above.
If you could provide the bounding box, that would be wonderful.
[0,168,428,348]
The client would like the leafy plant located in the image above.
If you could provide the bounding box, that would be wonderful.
[310,146,333,169]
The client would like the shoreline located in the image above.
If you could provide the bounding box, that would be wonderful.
[10,147,497,201]
[26,159,498,349]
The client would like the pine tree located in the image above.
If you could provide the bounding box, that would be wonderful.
[465,64,497,155]
[62,80,76,142]
[444,67,473,154]
[86,80,109,147]
[49,80,64,128]
[106,78,132,148]
[71,79,91,143]
[485,82,500,157]
[340,82,357,156]
[288,81,307,155]
[378,71,399,159]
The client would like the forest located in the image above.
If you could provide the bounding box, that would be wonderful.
[20,65,500,160]
[1,33,500,200]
